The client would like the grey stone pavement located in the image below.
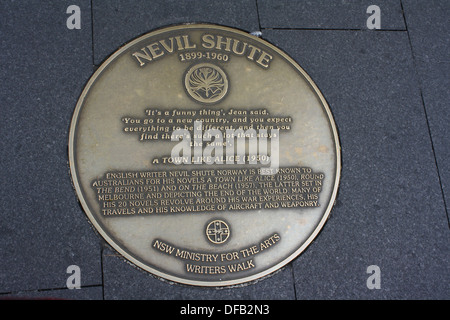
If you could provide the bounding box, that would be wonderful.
[0,0,448,300]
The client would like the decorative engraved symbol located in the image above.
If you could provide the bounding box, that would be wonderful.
[184,63,228,104]
[206,219,230,244]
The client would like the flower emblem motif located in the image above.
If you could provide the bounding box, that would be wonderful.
[184,63,228,104]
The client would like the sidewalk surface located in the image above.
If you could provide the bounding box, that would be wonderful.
[1,0,448,299]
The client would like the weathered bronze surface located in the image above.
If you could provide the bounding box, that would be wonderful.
[68,24,341,286]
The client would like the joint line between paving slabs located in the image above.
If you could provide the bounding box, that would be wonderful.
[90,0,95,67]
[255,0,262,31]
[261,27,407,32]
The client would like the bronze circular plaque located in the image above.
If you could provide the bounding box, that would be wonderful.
[69,24,341,286]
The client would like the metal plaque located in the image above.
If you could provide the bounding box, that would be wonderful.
[68,24,341,286]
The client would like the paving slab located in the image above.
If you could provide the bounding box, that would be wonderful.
[92,0,260,65]
[262,29,449,299]
[402,0,450,223]
[258,0,405,30]
[0,0,102,293]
